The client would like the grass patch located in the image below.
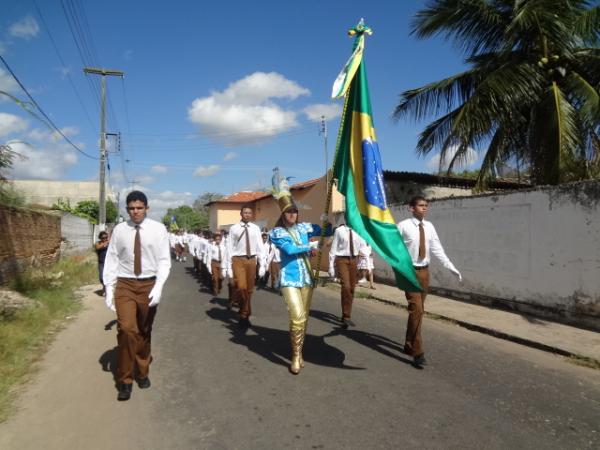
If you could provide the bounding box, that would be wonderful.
[0,253,98,422]
[567,355,600,371]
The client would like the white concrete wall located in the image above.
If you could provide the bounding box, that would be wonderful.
[10,180,115,207]
[374,181,600,329]
[60,212,94,255]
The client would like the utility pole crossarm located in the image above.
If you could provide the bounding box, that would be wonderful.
[83,67,124,77]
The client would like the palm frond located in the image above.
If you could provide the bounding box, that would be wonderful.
[412,0,508,56]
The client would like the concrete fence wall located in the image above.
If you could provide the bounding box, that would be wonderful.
[60,212,95,256]
[373,181,600,331]
[0,206,97,283]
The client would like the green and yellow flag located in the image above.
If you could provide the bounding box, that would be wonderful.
[332,20,421,292]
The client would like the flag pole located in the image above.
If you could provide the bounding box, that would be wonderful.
[313,92,351,286]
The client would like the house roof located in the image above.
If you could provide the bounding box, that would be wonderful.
[383,171,530,190]
[207,177,323,206]
[207,191,269,206]
[290,177,320,190]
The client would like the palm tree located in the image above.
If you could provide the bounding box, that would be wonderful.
[394,0,600,189]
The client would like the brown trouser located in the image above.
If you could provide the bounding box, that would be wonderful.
[211,260,223,296]
[270,261,280,288]
[404,267,430,357]
[115,277,157,384]
[335,256,358,319]
[232,256,257,319]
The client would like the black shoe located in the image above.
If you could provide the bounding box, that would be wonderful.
[137,377,151,389]
[238,317,251,328]
[413,354,428,366]
[117,383,132,401]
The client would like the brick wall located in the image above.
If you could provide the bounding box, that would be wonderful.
[0,204,62,284]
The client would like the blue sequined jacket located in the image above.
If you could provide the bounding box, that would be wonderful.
[269,222,330,288]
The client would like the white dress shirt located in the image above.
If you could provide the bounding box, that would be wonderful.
[330,225,364,257]
[208,242,227,262]
[397,217,458,272]
[228,221,265,258]
[264,241,280,265]
[103,218,172,287]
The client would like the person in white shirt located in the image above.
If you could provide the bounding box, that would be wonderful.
[264,233,281,290]
[103,190,171,401]
[397,196,462,367]
[227,204,266,328]
[357,241,375,289]
[220,229,237,309]
[206,232,228,296]
[329,224,365,328]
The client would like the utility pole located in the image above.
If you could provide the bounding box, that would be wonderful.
[319,115,328,186]
[83,67,124,230]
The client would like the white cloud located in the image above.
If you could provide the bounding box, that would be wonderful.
[187,72,310,146]
[9,16,40,39]
[223,151,238,161]
[426,144,479,172]
[150,164,168,174]
[7,139,79,180]
[303,103,342,122]
[0,113,27,137]
[0,68,19,96]
[193,164,220,177]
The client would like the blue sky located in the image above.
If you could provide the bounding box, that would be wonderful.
[1,0,476,218]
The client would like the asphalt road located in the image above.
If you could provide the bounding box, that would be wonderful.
[138,262,600,450]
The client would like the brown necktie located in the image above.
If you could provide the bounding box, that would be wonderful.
[418,222,426,260]
[134,225,142,276]
[218,245,222,262]
[349,228,355,257]
[244,225,251,257]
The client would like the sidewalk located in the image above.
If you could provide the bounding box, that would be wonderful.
[321,276,600,365]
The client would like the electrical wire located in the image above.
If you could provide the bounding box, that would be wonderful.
[0,54,98,160]
[33,0,97,133]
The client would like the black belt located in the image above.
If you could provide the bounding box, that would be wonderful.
[336,255,357,259]
[413,265,428,271]
[118,276,157,281]
[233,255,256,259]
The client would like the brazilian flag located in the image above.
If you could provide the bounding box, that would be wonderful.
[332,20,421,292]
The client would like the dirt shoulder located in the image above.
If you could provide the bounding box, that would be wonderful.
[0,284,154,450]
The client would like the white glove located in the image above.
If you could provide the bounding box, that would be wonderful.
[148,283,164,307]
[328,267,335,278]
[309,240,319,250]
[207,264,212,275]
[105,287,115,312]
[221,268,227,278]
[258,265,266,278]
[451,269,462,282]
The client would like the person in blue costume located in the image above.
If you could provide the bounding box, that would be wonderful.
[268,172,331,375]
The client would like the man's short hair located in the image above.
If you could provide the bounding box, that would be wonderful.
[240,203,254,213]
[409,195,428,207]
[126,190,148,206]
[98,231,108,239]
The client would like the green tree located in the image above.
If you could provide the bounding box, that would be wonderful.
[192,192,222,226]
[162,205,206,230]
[72,200,118,224]
[394,0,600,190]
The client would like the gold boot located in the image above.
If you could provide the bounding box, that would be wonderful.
[299,324,307,368]
[289,329,303,374]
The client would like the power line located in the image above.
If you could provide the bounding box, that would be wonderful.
[0,54,98,160]
[33,0,97,133]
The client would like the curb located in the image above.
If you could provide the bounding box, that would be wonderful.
[324,282,600,368]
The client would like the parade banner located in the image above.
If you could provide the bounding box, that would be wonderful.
[332,20,422,292]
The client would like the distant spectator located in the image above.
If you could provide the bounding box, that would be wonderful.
[95,231,109,295]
